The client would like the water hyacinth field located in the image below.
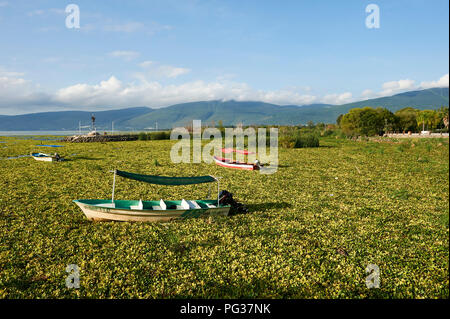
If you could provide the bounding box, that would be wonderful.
[0,136,448,298]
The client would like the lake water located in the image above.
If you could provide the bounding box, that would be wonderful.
[0,131,137,136]
[0,131,81,136]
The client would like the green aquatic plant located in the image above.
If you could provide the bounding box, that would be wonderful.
[0,135,448,298]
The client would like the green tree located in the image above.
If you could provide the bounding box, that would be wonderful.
[432,107,449,130]
[395,107,419,132]
[340,107,396,137]
[336,114,344,127]
[417,110,435,131]
[439,107,449,130]
[316,122,325,130]
[375,107,398,134]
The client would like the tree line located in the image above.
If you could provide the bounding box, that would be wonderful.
[336,106,449,137]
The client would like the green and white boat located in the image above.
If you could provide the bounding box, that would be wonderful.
[73,170,230,222]
[31,152,57,162]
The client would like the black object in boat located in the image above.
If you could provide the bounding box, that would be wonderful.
[219,190,248,215]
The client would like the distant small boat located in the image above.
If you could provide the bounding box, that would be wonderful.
[31,152,57,162]
[213,148,261,170]
[73,169,231,222]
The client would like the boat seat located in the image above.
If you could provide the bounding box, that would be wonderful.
[180,199,190,209]
[96,203,116,208]
[180,199,201,209]
[187,200,201,209]
[130,199,144,210]
[152,199,167,210]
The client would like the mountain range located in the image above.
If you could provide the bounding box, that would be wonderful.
[0,88,448,131]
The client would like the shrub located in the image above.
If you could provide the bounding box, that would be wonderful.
[148,131,170,140]
[295,134,320,148]
[321,129,335,137]
[280,132,319,148]
[279,136,295,148]
[138,132,148,140]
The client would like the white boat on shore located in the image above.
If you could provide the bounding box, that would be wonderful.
[73,169,231,222]
[31,152,57,162]
[73,198,230,222]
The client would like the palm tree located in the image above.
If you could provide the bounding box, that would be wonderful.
[417,110,435,132]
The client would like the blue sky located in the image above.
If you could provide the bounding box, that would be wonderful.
[0,0,448,114]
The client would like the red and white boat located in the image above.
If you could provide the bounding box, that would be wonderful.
[213,148,261,170]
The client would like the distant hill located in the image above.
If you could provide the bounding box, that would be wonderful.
[288,87,449,124]
[336,87,449,112]
[122,101,335,128]
[0,88,447,130]
[123,87,449,127]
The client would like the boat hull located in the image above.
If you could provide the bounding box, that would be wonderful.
[73,199,231,222]
[213,156,257,170]
[32,156,56,162]
[31,153,56,162]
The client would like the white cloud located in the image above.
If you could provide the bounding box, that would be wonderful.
[104,22,145,33]
[0,71,320,113]
[139,61,154,68]
[103,21,172,35]
[360,89,376,99]
[0,67,26,85]
[137,61,191,78]
[1,70,448,115]
[67,18,171,36]
[251,90,316,105]
[359,73,449,100]
[380,79,416,96]
[0,76,27,87]
[27,9,45,17]
[420,73,449,89]
[0,67,24,77]
[109,51,140,61]
[55,76,123,106]
[27,8,72,17]
[0,68,54,114]
[48,8,65,15]
[50,77,319,109]
[321,92,353,104]
[154,65,190,78]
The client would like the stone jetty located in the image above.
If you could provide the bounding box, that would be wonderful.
[62,134,139,143]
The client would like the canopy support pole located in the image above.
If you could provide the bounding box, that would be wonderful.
[217,179,220,207]
[207,183,211,199]
[111,169,116,203]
